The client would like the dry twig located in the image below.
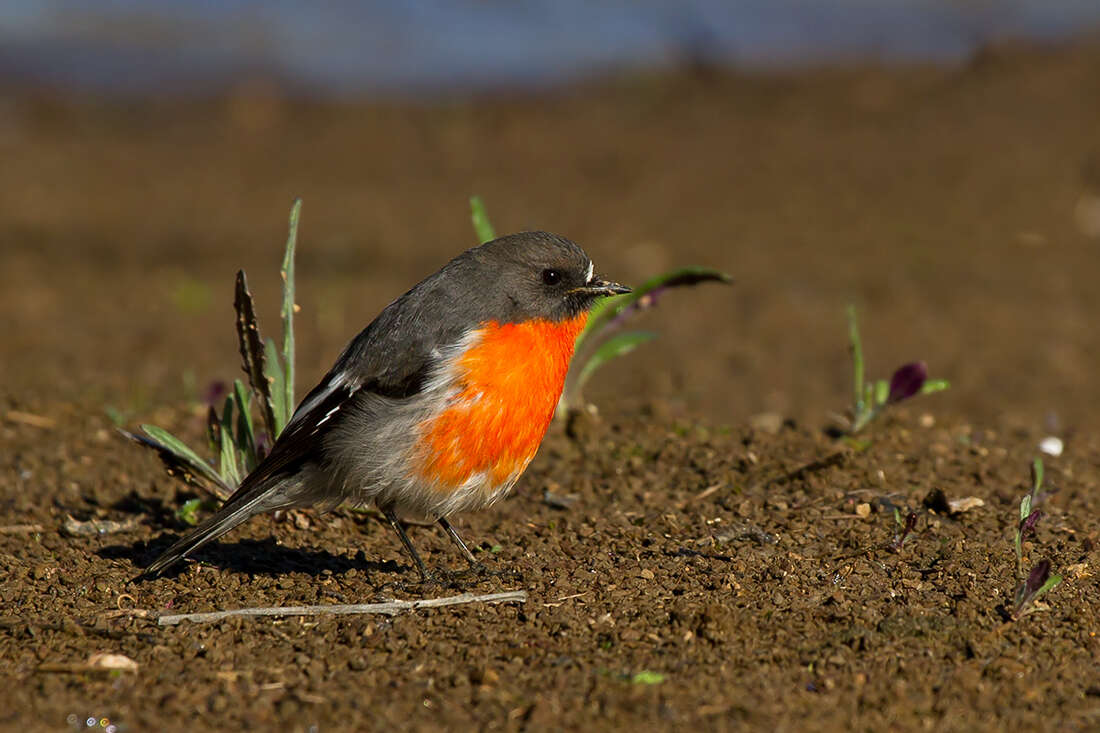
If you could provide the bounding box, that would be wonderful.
[157,590,527,626]
[0,524,46,535]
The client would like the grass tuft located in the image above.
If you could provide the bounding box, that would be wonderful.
[121,200,303,502]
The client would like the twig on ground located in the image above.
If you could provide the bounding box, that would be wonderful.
[0,523,46,535]
[678,483,723,509]
[5,410,56,429]
[156,590,528,626]
[99,608,153,621]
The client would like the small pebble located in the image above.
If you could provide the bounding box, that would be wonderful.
[1039,436,1063,457]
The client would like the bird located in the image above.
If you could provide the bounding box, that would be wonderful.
[139,231,628,580]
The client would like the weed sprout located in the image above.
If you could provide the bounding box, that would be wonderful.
[1009,459,1063,619]
[891,509,918,552]
[121,200,302,513]
[842,305,949,434]
[1012,559,1062,619]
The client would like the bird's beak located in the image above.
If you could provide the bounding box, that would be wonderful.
[570,277,631,297]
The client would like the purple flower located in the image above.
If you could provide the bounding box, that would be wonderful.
[887,362,928,404]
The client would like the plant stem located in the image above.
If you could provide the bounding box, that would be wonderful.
[847,305,865,415]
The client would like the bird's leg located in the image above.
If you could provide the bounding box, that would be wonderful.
[437,516,480,568]
[438,517,520,581]
[382,507,430,580]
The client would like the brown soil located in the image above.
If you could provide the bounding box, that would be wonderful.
[3,40,1100,732]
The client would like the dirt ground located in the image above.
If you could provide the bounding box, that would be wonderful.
[2,39,1100,731]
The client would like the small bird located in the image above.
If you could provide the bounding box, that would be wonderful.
[140,231,628,580]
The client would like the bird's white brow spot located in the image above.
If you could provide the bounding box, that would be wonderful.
[585,261,594,284]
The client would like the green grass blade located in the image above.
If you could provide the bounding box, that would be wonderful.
[218,396,241,488]
[576,266,730,354]
[265,337,288,435]
[469,195,496,244]
[137,422,232,497]
[573,331,657,399]
[232,378,258,472]
[280,199,301,436]
[847,305,864,411]
[139,424,225,488]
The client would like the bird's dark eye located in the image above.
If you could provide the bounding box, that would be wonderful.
[541,269,562,286]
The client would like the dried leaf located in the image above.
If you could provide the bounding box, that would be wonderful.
[947,496,985,514]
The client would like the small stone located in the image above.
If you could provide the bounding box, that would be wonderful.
[855,503,871,518]
[1038,436,1063,457]
[87,653,138,672]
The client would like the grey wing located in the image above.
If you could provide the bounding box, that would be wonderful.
[238,274,472,506]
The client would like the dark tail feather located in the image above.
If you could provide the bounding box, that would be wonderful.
[136,477,289,580]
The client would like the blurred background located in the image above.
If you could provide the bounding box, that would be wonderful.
[3,1,1099,94]
[2,1,1099,431]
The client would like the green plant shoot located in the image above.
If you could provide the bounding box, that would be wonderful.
[844,305,950,434]
[469,196,496,244]
[121,199,303,502]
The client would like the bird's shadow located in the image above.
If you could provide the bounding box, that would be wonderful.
[92,492,405,581]
[100,534,402,581]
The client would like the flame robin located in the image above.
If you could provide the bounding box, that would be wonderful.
[140,231,628,579]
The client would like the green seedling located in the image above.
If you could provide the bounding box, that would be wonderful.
[1014,458,1045,576]
[891,509,918,552]
[842,305,949,434]
[469,195,496,244]
[1012,559,1062,620]
[1009,459,1062,619]
[468,197,731,417]
[121,200,302,502]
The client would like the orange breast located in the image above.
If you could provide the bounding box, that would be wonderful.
[414,314,587,490]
